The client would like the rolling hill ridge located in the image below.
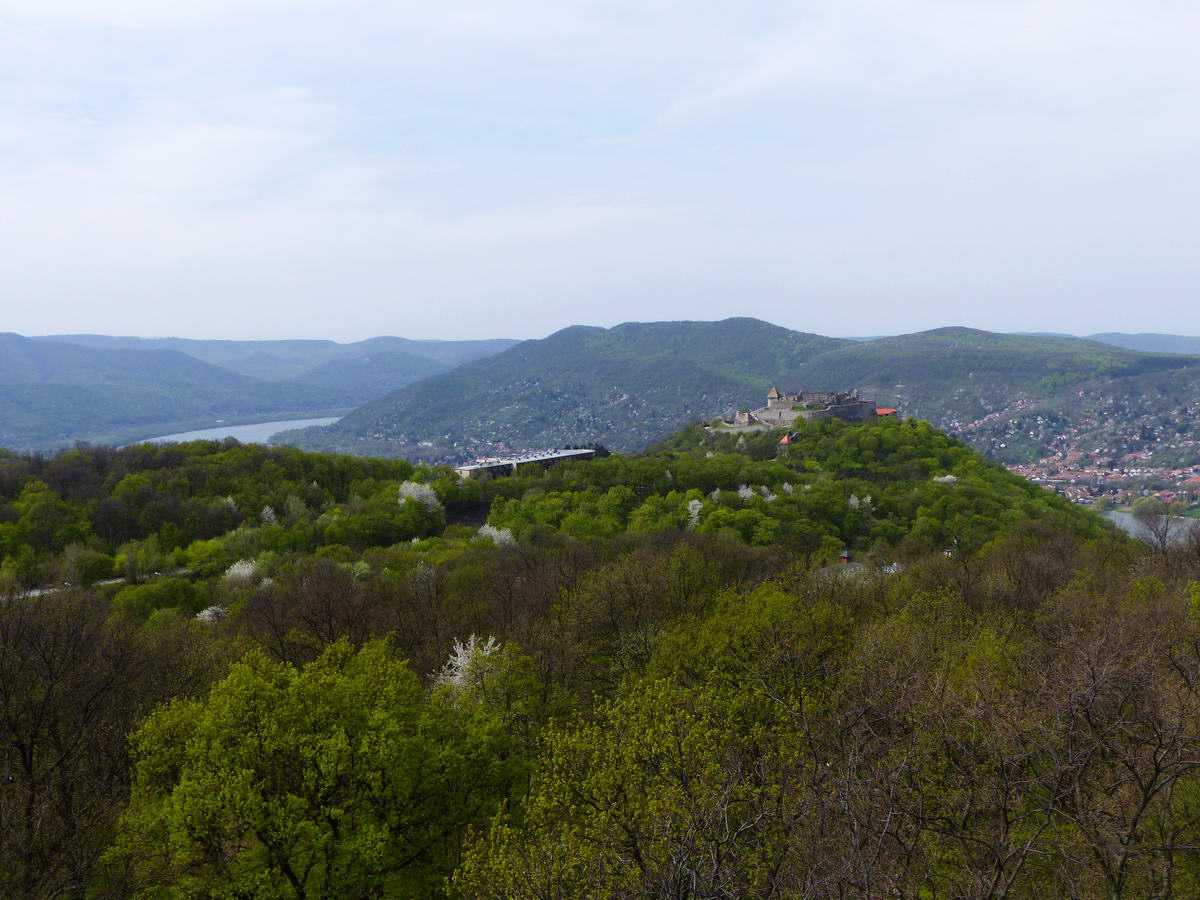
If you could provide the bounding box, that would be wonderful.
[32,333,519,401]
[0,334,351,450]
[282,318,849,459]
[282,321,1200,466]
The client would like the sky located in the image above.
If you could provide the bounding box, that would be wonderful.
[2,0,1198,342]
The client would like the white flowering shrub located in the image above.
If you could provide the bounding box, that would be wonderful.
[782,483,794,495]
[848,494,861,509]
[435,634,501,694]
[223,496,238,512]
[196,605,228,624]
[477,524,515,546]
[737,484,754,501]
[709,488,722,503]
[260,505,277,525]
[686,499,702,530]
[398,481,442,512]
[223,559,257,586]
[933,474,958,484]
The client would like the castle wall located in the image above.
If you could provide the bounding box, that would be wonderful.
[748,393,878,428]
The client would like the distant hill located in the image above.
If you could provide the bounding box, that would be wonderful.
[779,327,1200,461]
[1084,332,1200,355]
[0,334,352,450]
[16,322,1200,466]
[780,327,1172,423]
[282,318,849,459]
[283,322,1200,466]
[33,334,519,401]
[289,351,452,398]
[1012,331,1200,355]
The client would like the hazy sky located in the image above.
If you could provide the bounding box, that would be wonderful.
[2,1,1198,341]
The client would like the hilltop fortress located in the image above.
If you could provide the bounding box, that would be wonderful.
[733,387,883,428]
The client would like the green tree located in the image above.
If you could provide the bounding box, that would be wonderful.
[456,677,795,899]
[109,639,514,899]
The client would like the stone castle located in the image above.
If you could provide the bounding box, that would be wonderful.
[734,387,880,428]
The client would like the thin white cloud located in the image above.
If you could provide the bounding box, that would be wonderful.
[1,1,1198,339]
[111,123,305,193]
[0,0,329,29]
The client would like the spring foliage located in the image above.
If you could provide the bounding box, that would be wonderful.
[5,421,1200,898]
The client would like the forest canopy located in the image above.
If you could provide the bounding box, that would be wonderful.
[2,418,1199,898]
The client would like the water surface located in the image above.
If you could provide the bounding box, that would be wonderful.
[1104,510,1197,544]
[140,417,341,445]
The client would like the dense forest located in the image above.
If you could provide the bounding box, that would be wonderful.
[3,417,1200,898]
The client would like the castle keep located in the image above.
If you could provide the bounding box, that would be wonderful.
[735,387,878,427]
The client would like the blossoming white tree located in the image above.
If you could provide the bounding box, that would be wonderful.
[477,524,515,546]
[434,634,501,695]
[196,605,228,624]
[223,559,257,587]
[399,481,442,512]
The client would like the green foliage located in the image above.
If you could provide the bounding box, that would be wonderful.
[110,640,515,899]
[110,578,201,621]
[486,417,1104,557]
[456,677,793,898]
[11,421,1196,899]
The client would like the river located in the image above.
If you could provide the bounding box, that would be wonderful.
[1104,510,1199,544]
[139,417,342,446]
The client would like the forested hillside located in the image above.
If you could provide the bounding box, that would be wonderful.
[0,333,351,450]
[36,333,519,399]
[5,417,1200,897]
[284,321,1200,466]
[783,327,1200,461]
[284,318,849,460]
[2,332,520,450]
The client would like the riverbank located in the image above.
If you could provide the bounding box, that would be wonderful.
[1104,510,1198,543]
[138,416,344,446]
